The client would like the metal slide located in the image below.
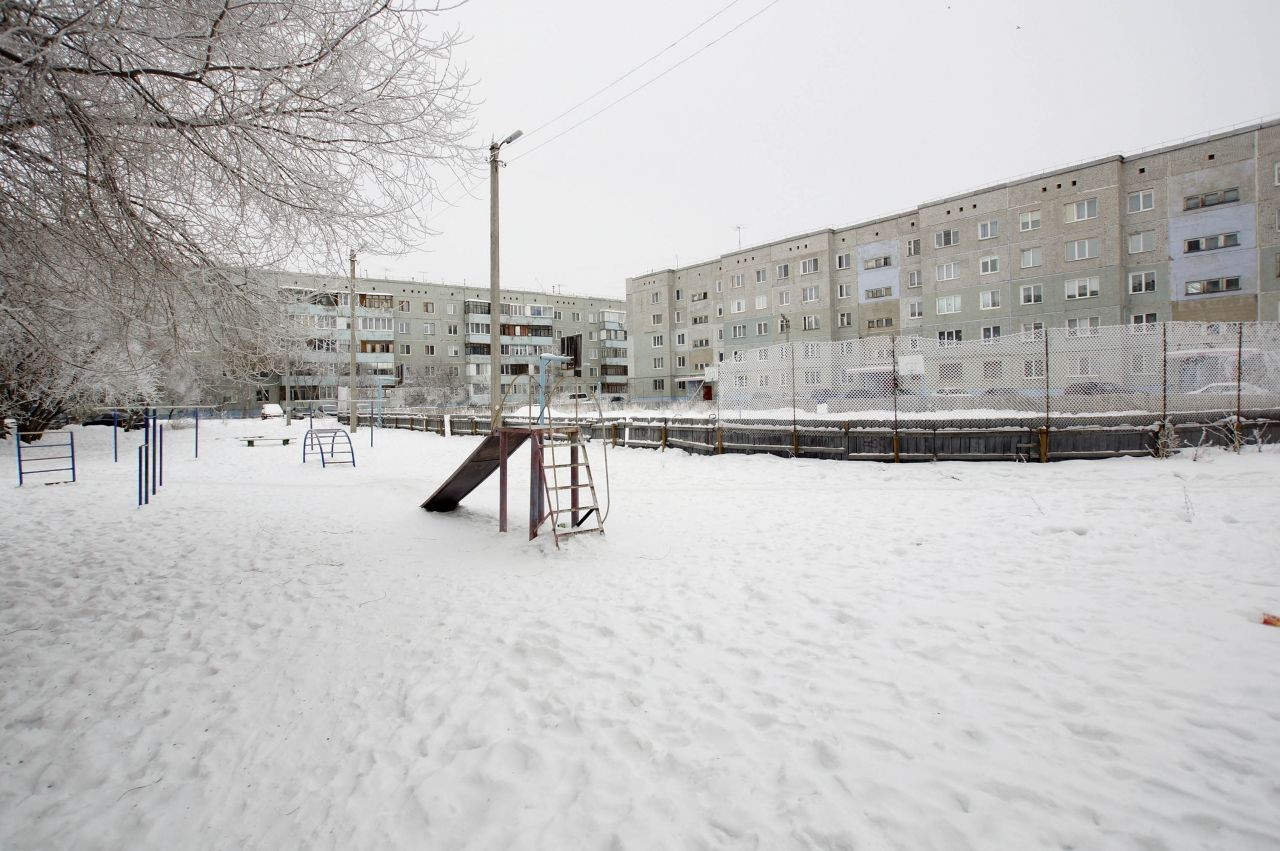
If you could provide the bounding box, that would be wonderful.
[421,432,530,512]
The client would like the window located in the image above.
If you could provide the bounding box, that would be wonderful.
[804,371,822,386]
[1024,359,1045,378]
[867,317,893,329]
[777,291,790,306]
[908,270,923,288]
[981,325,1001,343]
[731,324,746,339]
[777,318,788,334]
[936,295,961,314]
[1020,246,1042,269]
[446,323,459,335]
[397,321,409,334]
[674,311,681,323]
[935,229,960,248]
[716,305,724,317]
[730,274,745,288]
[715,280,723,293]
[1066,316,1100,337]
[756,321,769,335]
[674,290,682,302]
[1184,187,1240,210]
[980,289,1000,310]
[757,349,769,362]
[802,286,819,303]
[1065,276,1100,300]
[1021,322,1044,340]
[1128,189,1154,213]
[399,343,411,355]
[651,313,663,325]
[755,294,769,310]
[864,256,892,270]
[801,258,819,275]
[755,269,767,284]
[675,355,687,368]
[776,264,790,280]
[1066,238,1099,261]
[1184,233,1239,253]
[1129,271,1156,293]
[1185,277,1242,295]
[979,220,999,240]
[837,284,852,299]
[907,238,921,257]
[1071,356,1098,376]
[1019,210,1041,231]
[838,312,853,328]
[650,291,662,304]
[937,329,962,346]
[1276,163,1280,186]
[802,315,820,330]
[936,262,958,282]
[653,379,665,391]
[731,299,745,314]
[837,253,852,270]
[653,357,664,369]
[980,255,1000,275]
[1064,198,1098,223]
[397,300,410,312]
[423,301,435,314]
[423,345,435,356]
[652,335,664,347]
[1128,230,1155,254]
[939,362,963,383]
[908,300,923,319]
[1130,313,1159,332]
[865,286,891,300]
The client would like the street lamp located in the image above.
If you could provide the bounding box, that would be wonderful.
[489,128,523,429]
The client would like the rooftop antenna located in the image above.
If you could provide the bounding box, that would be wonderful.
[734,224,747,249]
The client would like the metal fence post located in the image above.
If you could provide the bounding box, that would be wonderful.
[1234,321,1244,452]
[1040,330,1051,463]
[891,335,900,462]
[1159,322,1169,457]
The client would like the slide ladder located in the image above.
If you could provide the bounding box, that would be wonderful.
[536,426,604,547]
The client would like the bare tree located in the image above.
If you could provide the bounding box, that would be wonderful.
[0,0,475,429]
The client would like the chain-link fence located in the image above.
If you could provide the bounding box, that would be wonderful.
[714,322,1280,429]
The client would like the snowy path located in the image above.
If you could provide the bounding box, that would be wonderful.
[2,420,1279,849]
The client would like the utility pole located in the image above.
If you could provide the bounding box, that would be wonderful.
[489,128,523,429]
[349,248,359,433]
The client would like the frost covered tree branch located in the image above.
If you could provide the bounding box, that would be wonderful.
[0,0,477,429]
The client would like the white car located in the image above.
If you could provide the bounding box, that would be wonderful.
[260,403,284,419]
[1185,382,1269,395]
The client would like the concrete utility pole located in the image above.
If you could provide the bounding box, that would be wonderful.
[489,128,523,429]
[349,248,359,433]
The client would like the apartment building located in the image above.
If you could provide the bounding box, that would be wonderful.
[627,119,1280,400]
[263,271,627,406]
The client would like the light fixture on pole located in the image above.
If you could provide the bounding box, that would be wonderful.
[489,128,523,429]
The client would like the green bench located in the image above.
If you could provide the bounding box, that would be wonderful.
[239,436,291,447]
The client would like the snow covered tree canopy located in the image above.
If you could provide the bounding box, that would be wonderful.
[0,0,475,424]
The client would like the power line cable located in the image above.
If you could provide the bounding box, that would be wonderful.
[511,0,783,164]
[520,0,750,144]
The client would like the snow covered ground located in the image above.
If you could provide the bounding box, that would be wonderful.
[3,417,1279,850]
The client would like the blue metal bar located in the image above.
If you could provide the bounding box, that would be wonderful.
[69,432,76,483]
[159,424,164,488]
[138,445,145,506]
[15,431,23,486]
[112,410,118,463]
[195,408,200,459]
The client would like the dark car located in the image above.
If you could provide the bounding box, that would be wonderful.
[83,410,145,430]
[1063,381,1123,395]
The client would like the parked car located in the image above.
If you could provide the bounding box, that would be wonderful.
[932,387,973,397]
[83,410,145,430]
[1185,382,1270,395]
[260,403,284,419]
[1063,381,1123,395]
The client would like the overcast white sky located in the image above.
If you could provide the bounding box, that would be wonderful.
[361,0,1280,300]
